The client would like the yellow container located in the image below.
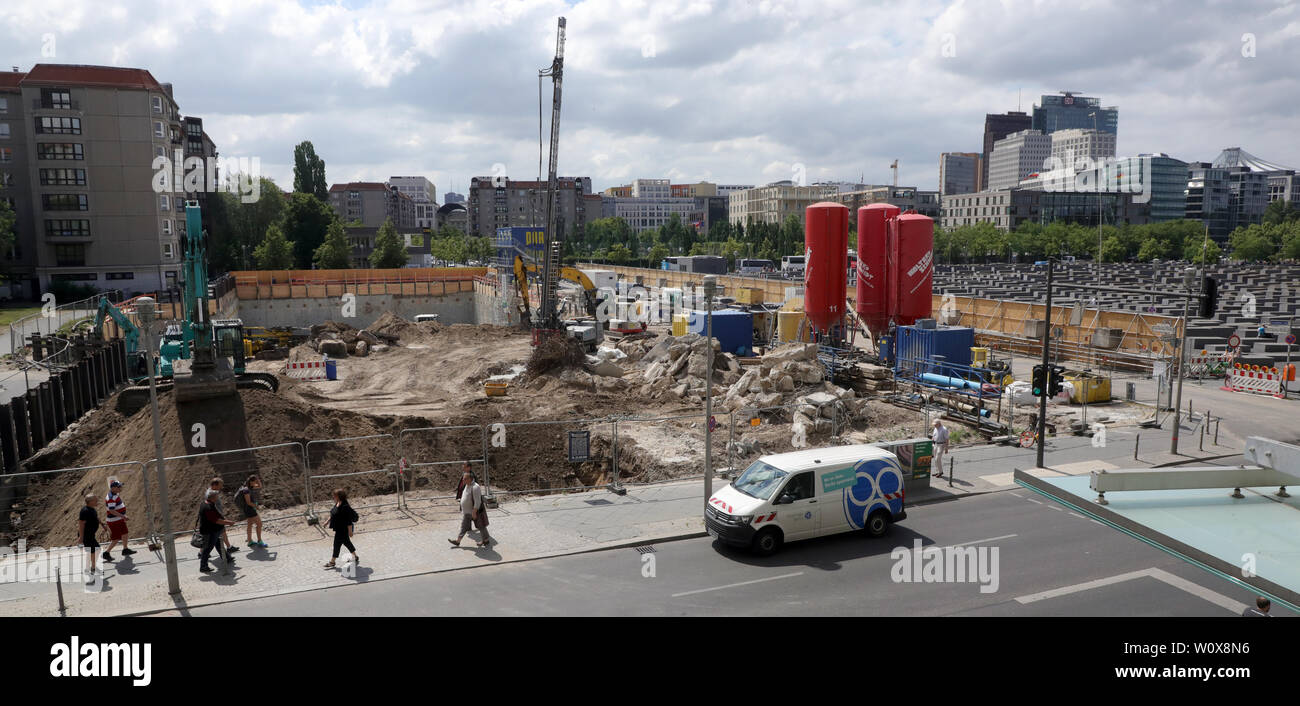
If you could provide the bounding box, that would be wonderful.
[672,313,690,337]
[733,287,765,305]
[484,381,509,397]
[777,311,811,342]
[781,296,804,312]
[1065,374,1110,404]
[970,347,989,367]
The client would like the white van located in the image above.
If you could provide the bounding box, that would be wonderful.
[414,314,440,323]
[706,444,908,555]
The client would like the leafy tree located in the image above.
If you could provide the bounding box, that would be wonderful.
[370,218,408,269]
[1263,199,1299,226]
[647,243,669,266]
[282,191,338,268]
[207,177,286,272]
[662,213,692,254]
[313,221,352,269]
[292,141,328,200]
[607,242,630,264]
[253,223,295,270]
[1135,237,1167,262]
[1185,238,1221,264]
[0,198,15,268]
[1098,235,1127,263]
[1228,226,1275,261]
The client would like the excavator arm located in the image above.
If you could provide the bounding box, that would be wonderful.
[93,297,140,353]
[514,255,597,318]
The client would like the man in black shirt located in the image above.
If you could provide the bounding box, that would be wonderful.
[198,489,237,574]
[1242,596,1272,617]
[77,494,102,584]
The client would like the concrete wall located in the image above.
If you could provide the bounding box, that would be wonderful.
[473,281,522,327]
[235,292,475,328]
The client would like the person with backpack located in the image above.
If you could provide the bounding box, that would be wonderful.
[324,488,359,569]
[448,469,491,548]
[236,475,267,549]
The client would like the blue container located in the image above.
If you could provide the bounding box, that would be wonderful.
[894,325,974,375]
[325,360,338,381]
[687,309,754,356]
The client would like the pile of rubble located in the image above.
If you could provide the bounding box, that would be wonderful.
[593,333,869,430]
[307,321,398,358]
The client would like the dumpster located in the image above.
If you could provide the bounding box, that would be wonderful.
[1065,372,1110,404]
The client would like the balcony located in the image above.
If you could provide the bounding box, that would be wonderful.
[32,99,79,111]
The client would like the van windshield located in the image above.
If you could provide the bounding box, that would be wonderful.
[732,460,788,500]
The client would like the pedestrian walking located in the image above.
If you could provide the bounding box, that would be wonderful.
[197,489,236,574]
[1242,596,1272,617]
[236,475,266,548]
[102,478,136,562]
[930,419,950,478]
[448,469,491,548]
[78,494,102,583]
[324,489,359,569]
[207,477,240,557]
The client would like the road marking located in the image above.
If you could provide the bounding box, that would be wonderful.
[1009,492,1024,498]
[1025,498,1042,505]
[930,533,1017,550]
[1015,567,1247,613]
[1046,505,1063,511]
[1067,512,1087,520]
[672,572,805,598]
[1090,519,1104,526]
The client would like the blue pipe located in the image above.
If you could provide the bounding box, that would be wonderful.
[919,372,984,391]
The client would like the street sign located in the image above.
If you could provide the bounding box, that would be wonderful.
[708,415,718,432]
[1052,326,1064,339]
[1288,334,1297,345]
[1228,334,1241,348]
[1152,323,1175,335]
[567,430,590,463]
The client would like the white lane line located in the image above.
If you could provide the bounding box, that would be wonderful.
[934,533,1018,550]
[1009,492,1024,498]
[1015,567,1247,613]
[1025,498,1043,505]
[1067,512,1087,520]
[1090,519,1104,526]
[1046,505,1063,511]
[672,572,805,598]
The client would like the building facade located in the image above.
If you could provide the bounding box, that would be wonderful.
[0,64,219,296]
[388,176,437,229]
[442,191,465,204]
[980,111,1032,190]
[1048,128,1116,168]
[942,188,1148,232]
[987,130,1052,191]
[465,176,593,240]
[327,182,417,229]
[1021,154,1188,224]
[939,152,980,197]
[728,181,837,226]
[1032,92,1118,136]
[1184,163,1232,240]
[832,186,941,219]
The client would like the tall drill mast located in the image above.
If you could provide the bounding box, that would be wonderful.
[538,16,566,332]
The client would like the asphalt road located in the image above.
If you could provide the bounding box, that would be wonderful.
[180,489,1293,617]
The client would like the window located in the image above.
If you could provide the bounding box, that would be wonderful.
[0,147,10,162]
[0,123,8,139]
[0,97,7,114]
[42,194,88,211]
[160,195,169,211]
[54,244,86,267]
[162,219,171,235]
[35,116,81,135]
[106,272,134,280]
[36,143,83,160]
[162,242,174,259]
[39,168,86,186]
[51,272,97,281]
[152,96,163,114]
[45,219,91,237]
[154,121,164,138]
[42,89,72,109]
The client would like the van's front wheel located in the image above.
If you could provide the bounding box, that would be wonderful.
[751,527,783,556]
[866,510,891,538]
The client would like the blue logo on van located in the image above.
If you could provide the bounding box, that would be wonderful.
[841,458,904,530]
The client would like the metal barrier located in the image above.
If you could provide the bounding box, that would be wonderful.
[397,425,487,507]
[1,461,154,545]
[8,292,121,356]
[307,466,402,519]
[1221,364,1285,398]
[610,412,726,486]
[142,442,309,537]
[726,401,841,473]
[487,418,615,497]
[304,435,397,518]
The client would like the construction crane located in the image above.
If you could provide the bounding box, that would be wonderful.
[890,159,899,187]
[535,16,566,339]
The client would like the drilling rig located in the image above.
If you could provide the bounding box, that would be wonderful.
[533,16,566,342]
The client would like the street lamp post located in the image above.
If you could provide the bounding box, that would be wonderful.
[1170,268,1194,455]
[135,297,181,596]
[703,275,718,506]
[1090,111,1102,281]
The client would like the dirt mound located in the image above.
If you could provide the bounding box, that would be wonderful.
[365,311,419,340]
[526,334,586,377]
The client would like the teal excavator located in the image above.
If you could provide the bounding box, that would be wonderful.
[98,201,278,413]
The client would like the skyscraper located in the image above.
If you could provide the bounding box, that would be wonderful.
[939,152,981,196]
[1032,92,1118,136]
[981,111,1032,190]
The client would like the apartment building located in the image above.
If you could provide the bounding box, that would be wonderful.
[941,188,1147,231]
[987,130,1052,191]
[465,176,593,240]
[728,181,837,227]
[831,186,941,219]
[328,182,417,229]
[0,64,217,297]
[939,152,980,197]
[1048,128,1116,169]
[388,175,437,229]
[980,111,1032,190]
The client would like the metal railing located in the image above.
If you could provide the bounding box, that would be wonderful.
[305,435,396,520]
[1,461,154,545]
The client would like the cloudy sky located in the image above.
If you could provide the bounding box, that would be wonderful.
[4,0,1298,196]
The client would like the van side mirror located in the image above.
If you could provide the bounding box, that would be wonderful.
[776,494,793,505]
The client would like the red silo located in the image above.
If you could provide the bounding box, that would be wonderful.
[855,204,895,336]
[803,202,849,333]
[891,212,935,326]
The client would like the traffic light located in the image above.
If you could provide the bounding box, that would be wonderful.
[1031,364,1046,397]
[1199,276,1218,318]
[1048,365,1066,397]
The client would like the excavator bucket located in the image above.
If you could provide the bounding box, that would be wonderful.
[172,358,238,403]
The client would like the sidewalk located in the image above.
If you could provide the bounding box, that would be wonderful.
[0,421,1239,617]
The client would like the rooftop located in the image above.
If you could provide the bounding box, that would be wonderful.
[21,63,164,91]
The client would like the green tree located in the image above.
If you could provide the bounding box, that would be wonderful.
[292,141,328,200]
[253,223,295,270]
[370,218,408,268]
[0,198,15,266]
[282,191,338,268]
[647,243,669,266]
[1098,235,1127,263]
[1228,225,1276,261]
[662,213,691,254]
[207,177,286,272]
[1185,238,1221,264]
[313,221,352,269]
[1135,237,1167,262]
[607,242,630,264]
[1263,199,1299,226]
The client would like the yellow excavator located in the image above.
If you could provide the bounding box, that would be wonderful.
[513,254,599,320]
